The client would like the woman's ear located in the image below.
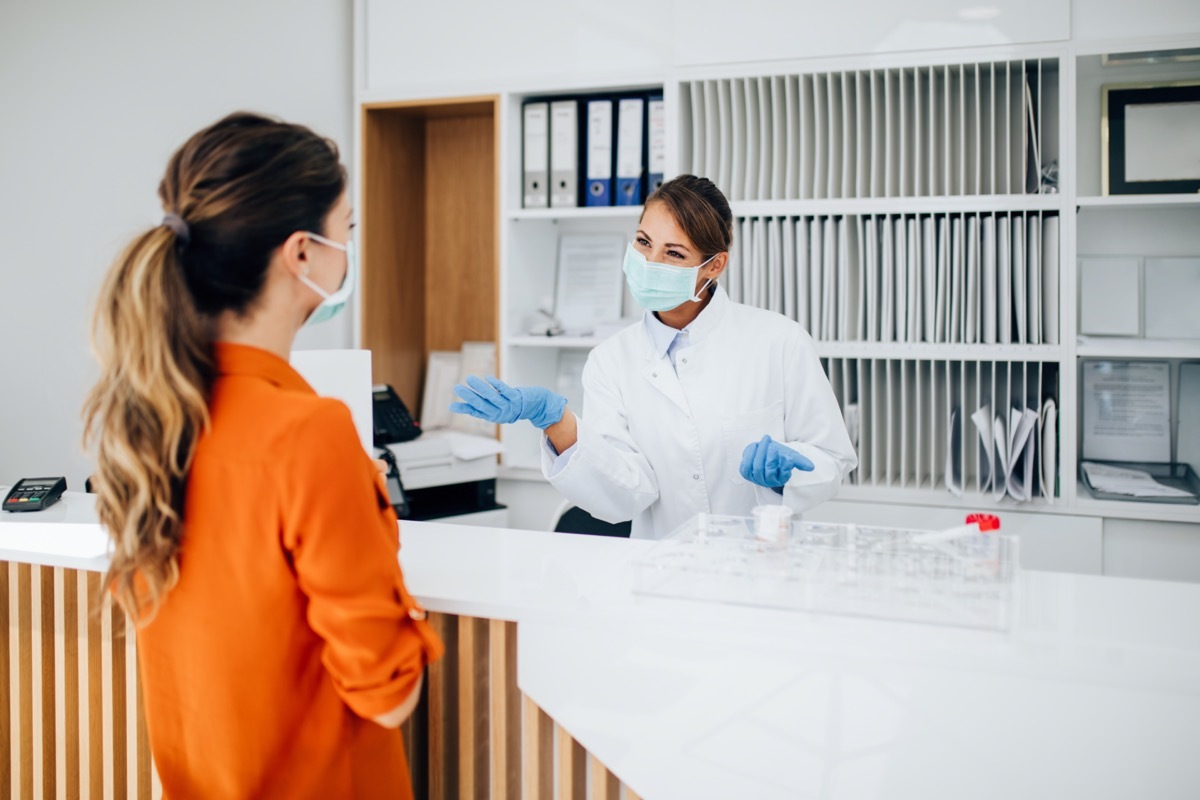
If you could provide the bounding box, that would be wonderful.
[279,231,312,277]
[705,252,729,281]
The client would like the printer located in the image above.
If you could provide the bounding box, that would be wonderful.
[381,430,508,526]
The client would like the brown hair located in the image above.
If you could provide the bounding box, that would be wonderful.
[642,175,734,258]
[83,112,346,622]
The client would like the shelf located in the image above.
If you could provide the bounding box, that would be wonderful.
[1076,194,1200,210]
[813,342,1063,361]
[507,206,644,221]
[1072,482,1200,524]
[729,194,1065,217]
[1076,337,1200,360]
[507,335,605,349]
[836,484,1060,511]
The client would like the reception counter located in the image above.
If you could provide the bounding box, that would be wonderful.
[2,490,1199,799]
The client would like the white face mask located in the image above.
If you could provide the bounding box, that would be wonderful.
[298,232,356,326]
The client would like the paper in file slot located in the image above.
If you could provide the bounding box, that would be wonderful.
[549,100,578,208]
[1004,406,1039,502]
[971,404,996,493]
[844,403,862,484]
[614,97,645,206]
[1039,398,1057,503]
[647,94,666,193]
[522,102,550,208]
[585,99,614,206]
[982,215,998,344]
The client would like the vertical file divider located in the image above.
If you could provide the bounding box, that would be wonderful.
[883,69,895,197]
[958,63,967,197]
[958,359,968,495]
[703,80,719,189]
[812,73,827,199]
[898,68,908,198]
[771,76,786,201]
[914,68,924,197]
[942,64,952,199]
[973,64,983,196]
[743,78,759,201]
[731,78,747,200]
[785,75,799,199]
[826,73,842,199]
[727,216,742,304]
[928,66,939,197]
[782,216,796,322]
[857,358,869,485]
[800,74,815,201]
[796,217,809,330]
[756,77,771,201]
[855,72,869,199]
[717,79,733,197]
[988,62,997,195]
[680,83,694,175]
[840,72,854,199]
[872,70,886,198]
[690,82,706,180]
[916,359,926,488]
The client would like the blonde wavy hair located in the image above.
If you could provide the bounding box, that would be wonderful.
[83,112,345,622]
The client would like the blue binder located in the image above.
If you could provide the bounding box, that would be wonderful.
[585,98,614,206]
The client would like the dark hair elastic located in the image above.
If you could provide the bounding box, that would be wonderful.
[161,213,190,247]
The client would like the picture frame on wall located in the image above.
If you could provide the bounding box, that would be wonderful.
[1102,81,1200,195]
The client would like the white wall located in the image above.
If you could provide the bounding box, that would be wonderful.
[0,0,354,491]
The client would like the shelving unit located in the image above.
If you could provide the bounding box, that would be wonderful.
[357,34,1200,547]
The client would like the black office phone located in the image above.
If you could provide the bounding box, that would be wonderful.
[4,477,67,512]
[372,384,421,446]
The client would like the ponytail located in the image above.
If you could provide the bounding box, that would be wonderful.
[83,225,213,623]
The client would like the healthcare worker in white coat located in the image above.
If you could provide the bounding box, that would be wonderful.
[452,175,857,539]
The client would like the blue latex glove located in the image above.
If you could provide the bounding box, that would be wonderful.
[449,375,566,430]
[739,435,814,490]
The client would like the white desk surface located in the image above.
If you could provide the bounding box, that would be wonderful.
[3,491,1200,799]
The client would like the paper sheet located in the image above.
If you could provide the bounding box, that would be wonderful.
[1082,361,1171,463]
[1040,398,1057,503]
[420,350,462,430]
[971,404,995,493]
[1081,462,1194,499]
[553,234,626,334]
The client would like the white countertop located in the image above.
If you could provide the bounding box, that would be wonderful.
[4,491,1200,798]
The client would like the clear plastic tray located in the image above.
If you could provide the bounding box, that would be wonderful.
[632,514,1020,631]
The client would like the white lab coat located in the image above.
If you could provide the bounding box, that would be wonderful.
[542,285,857,539]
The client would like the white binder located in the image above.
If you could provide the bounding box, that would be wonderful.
[549,100,578,208]
[522,102,550,208]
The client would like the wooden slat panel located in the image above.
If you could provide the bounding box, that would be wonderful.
[1,562,11,797]
[588,753,620,800]
[18,564,32,800]
[555,724,586,800]
[426,612,458,800]
[62,569,79,800]
[458,616,490,800]
[86,573,102,798]
[489,619,521,800]
[38,565,56,798]
[521,695,553,800]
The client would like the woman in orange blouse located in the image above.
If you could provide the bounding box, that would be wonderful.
[83,112,441,798]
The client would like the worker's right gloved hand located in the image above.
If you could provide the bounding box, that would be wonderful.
[450,375,567,430]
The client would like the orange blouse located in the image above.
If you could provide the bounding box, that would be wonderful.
[136,342,442,799]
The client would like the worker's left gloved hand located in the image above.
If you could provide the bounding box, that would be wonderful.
[739,435,814,491]
[450,375,566,430]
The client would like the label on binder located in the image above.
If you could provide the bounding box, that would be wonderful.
[523,102,549,208]
[585,99,613,206]
[615,97,645,206]
[648,96,666,193]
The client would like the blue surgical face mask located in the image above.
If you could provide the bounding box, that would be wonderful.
[622,243,716,312]
[298,232,356,326]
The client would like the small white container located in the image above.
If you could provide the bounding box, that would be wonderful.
[752,504,793,544]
